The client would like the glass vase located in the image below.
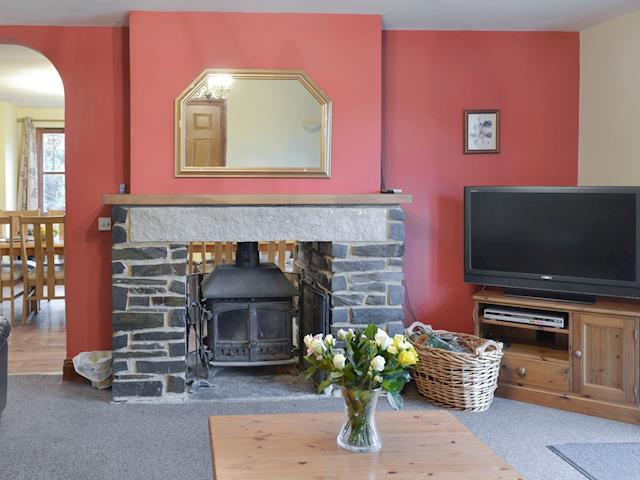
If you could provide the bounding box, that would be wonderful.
[337,386,381,453]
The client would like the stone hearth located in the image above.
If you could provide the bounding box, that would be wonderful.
[107,195,411,402]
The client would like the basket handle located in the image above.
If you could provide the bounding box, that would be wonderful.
[405,321,432,335]
[474,339,503,357]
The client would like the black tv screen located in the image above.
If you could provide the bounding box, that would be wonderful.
[464,187,640,299]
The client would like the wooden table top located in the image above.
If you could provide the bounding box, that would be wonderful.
[208,410,522,480]
[0,240,63,249]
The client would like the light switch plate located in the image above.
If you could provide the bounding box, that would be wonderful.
[98,217,112,231]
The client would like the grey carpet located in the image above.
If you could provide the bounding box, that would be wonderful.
[1,375,639,480]
[548,443,640,480]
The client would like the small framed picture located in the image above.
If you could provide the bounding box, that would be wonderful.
[464,110,500,154]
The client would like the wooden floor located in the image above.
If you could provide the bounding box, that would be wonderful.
[5,297,66,374]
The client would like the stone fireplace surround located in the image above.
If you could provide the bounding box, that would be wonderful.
[105,194,412,402]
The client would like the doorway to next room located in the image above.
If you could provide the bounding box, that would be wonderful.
[0,44,66,374]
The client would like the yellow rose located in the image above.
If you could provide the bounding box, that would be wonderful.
[398,349,418,367]
[392,334,405,349]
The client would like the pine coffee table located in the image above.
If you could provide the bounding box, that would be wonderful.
[208,410,523,479]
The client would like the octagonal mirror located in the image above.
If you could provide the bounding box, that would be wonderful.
[175,69,331,177]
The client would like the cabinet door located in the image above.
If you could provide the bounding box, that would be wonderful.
[572,313,639,404]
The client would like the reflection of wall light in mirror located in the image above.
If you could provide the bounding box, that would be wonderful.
[204,74,233,100]
[302,120,321,133]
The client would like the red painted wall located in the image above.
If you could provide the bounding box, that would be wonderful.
[382,31,579,333]
[0,27,129,356]
[128,12,382,194]
[0,23,580,360]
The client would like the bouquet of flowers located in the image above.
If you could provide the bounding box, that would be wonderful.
[303,323,418,410]
[303,323,418,452]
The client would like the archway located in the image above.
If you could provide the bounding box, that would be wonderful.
[0,43,66,374]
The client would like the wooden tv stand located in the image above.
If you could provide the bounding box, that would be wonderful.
[473,289,640,424]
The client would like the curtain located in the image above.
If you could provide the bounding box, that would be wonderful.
[17,117,38,210]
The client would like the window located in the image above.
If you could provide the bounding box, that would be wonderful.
[37,128,65,212]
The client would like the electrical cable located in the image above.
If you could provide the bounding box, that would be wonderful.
[403,278,418,324]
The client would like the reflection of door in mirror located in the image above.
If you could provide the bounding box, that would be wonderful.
[185,100,226,167]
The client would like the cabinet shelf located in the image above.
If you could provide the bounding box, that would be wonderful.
[479,317,569,335]
[503,342,569,364]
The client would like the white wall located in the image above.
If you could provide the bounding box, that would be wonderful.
[16,107,65,210]
[0,101,18,210]
[0,106,64,211]
[579,9,640,185]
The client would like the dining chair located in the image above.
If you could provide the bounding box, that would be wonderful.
[45,210,65,268]
[0,216,22,325]
[261,241,296,272]
[46,210,65,241]
[187,242,234,274]
[265,241,287,271]
[19,216,65,323]
[188,241,296,274]
[2,210,40,237]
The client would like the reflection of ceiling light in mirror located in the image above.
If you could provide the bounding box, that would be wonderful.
[204,74,233,100]
[2,69,64,98]
[303,120,321,133]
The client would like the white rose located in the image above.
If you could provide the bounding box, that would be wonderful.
[375,329,393,350]
[370,355,386,372]
[337,329,347,340]
[310,338,326,355]
[347,328,355,335]
[386,345,398,355]
[333,353,346,369]
[303,334,314,348]
[324,334,335,346]
[374,375,383,383]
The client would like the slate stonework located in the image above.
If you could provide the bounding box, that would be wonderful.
[111,204,406,401]
[297,206,406,335]
[111,206,186,402]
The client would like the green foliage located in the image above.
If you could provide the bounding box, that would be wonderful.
[386,391,404,410]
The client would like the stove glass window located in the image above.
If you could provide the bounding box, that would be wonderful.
[256,306,288,340]
[217,308,249,342]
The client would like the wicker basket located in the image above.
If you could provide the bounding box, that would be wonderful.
[407,322,503,412]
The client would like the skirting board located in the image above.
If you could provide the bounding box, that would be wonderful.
[62,358,90,384]
[497,384,640,424]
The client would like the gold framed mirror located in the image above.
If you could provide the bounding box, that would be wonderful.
[175,69,332,177]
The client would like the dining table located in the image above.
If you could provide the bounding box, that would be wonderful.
[0,238,64,256]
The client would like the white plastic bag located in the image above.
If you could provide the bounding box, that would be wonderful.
[72,351,113,389]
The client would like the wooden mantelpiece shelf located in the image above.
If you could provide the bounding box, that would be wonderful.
[102,193,413,206]
[474,288,640,424]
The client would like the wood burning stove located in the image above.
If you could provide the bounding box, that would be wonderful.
[200,242,298,366]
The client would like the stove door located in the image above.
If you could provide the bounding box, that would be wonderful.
[252,301,292,362]
[211,303,251,362]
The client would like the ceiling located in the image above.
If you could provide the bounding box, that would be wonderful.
[1,1,638,107]
[1,0,639,30]
[0,45,64,107]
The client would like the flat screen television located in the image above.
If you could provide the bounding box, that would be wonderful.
[464,186,640,301]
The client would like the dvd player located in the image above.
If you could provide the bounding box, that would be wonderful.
[484,307,566,328]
